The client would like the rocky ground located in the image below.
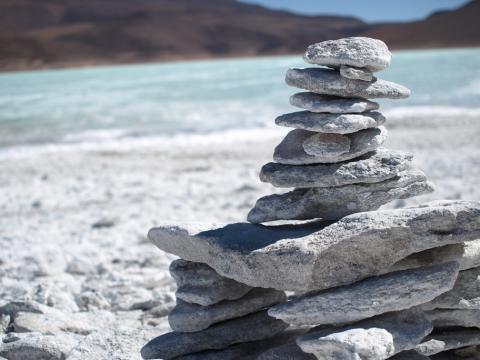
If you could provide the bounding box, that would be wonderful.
[0,110,479,359]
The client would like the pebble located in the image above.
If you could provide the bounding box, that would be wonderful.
[289,92,379,114]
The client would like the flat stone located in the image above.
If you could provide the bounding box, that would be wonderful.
[297,310,432,360]
[427,309,480,329]
[268,262,459,327]
[257,343,317,360]
[148,201,480,292]
[289,92,379,114]
[423,267,480,310]
[260,149,412,188]
[274,127,387,164]
[303,37,391,71]
[141,310,288,359]
[302,132,351,157]
[340,65,374,81]
[169,287,286,332]
[416,329,480,356]
[170,259,252,306]
[390,351,431,360]
[0,332,78,360]
[248,169,433,223]
[286,68,410,99]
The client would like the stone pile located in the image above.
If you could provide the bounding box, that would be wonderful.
[141,37,480,359]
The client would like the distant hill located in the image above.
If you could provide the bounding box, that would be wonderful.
[0,0,478,72]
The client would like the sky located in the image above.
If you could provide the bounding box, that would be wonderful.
[239,0,471,22]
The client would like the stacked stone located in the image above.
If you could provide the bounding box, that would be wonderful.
[142,38,480,360]
[248,37,433,224]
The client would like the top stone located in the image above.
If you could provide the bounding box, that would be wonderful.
[304,37,392,72]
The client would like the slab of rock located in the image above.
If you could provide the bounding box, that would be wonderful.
[257,343,317,360]
[248,169,432,223]
[286,68,410,99]
[390,351,431,360]
[340,65,374,81]
[141,311,288,359]
[0,332,79,360]
[297,310,432,360]
[416,329,480,356]
[289,92,379,114]
[423,267,480,310]
[149,201,480,292]
[302,132,351,157]
[169,287,286,332]
[427,309,480,329]
[274,127,387,164]
[269,262,458,326]
[170,259,252,306]
[260,149,412,188]
[303,37,391,71]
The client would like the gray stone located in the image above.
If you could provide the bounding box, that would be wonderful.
[416,329,480,356]
[0,315,10,333]
[257,343,317,360]
[424,267,480,310]
[426,309,480,329]
[248,169,432,223]
[302,132,351,157]
[141,310,288,359]
[274,127,387,164]
[148,201,480,292]
[390,351,431,360]
[169,287,286,332]
[289,92,380,115]
[0,332,78,360]
[170,259,252,306]
[303,37,391,71]
[269,262,459,327]
[276,110,385,134]
[260,149,412,188]
[340,65,374,81]
[297,310,432,360]
[286,68,410,99]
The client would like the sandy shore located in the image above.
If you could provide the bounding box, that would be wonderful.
[0,110,479,358]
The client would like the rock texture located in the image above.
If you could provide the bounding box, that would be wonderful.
[274,126,388,164]
[141,311,288,359]
[248,169,432,223]
[286,68,410,99]
[260,149,412,188]
[416,329,480,356]
[303,37,392,71]
[168,288,286,332]
[302,132,351,157]
[170,259,252,306]
[427,308,480,329]
[289,93,379,114]
[297,310,432,360]
[340,64,374,81]
[149,201,480,292]
[268,262,459,326]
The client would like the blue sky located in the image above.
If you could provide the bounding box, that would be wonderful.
[239,0,471,22]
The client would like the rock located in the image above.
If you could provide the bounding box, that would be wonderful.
[248,169,432,223]
[257,343,317,360]
[0,315,10,333]
[169,288,286,332]
[286,68,410,99]
[340,65,374,81]
[32,282,79,313]
[0,301,48,317]
[297,310,432,360]
[274,127,387,164]
[260,149,412,188]
[268,262,459,326]
[170,259,252,306]
[390,351,431,360]
[141,310,288,359]
[276,110,385,134]
[416,329,480,356]
[423,267,480,310]
[289,93,379,114]
[302,132,351,157]
[427,309,480,329]
[303,37,391,71]
[149,201,480,292]
[0,332,78,360]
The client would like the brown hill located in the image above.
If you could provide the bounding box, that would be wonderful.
[0,0,478,72]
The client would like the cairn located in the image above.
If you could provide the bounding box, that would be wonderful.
[142,38,480,360]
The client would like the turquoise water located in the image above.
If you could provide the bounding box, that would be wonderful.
[0,48,479,148]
